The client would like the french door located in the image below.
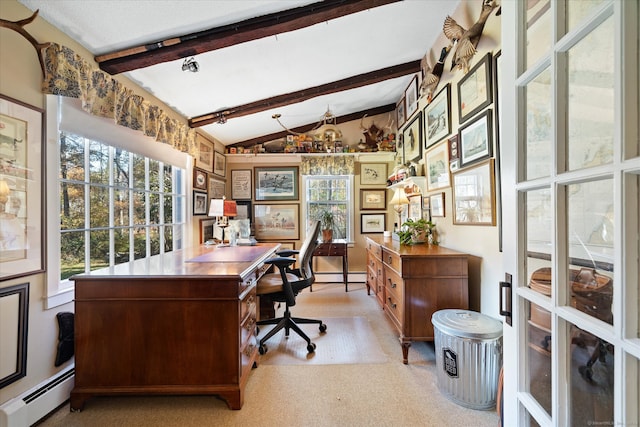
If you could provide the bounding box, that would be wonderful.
[501,1,639,426]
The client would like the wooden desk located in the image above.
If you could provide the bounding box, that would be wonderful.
[365,236,469,364]
[70,243,279,411]
[313,240,348,291]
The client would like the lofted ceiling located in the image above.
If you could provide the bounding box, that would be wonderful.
[18,0,462,147]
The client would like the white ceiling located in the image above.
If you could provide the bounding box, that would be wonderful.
[18,0,460,146]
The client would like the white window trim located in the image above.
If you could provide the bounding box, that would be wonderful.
[302,174,355,243]
[44,96,192,309]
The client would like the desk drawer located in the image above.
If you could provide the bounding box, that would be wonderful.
[315,243,346,256]
[382,249,402,274]
[240,289,257,324]
[366,240,382,258]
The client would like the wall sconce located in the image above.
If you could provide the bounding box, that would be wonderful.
[182,57,199,73]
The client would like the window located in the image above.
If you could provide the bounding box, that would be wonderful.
[304,175,353,240]
[58,133,186,280]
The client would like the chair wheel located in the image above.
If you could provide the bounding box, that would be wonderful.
[307,342,316,353]
[259,345,267,355]
[319,323,327,333]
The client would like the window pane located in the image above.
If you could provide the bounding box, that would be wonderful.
[164,225,173,252]
[149,226,160,256]
[306,176,350,239]
[114,228,129,265]
[59,133,84,180]
[525,0,551,70]
[149,192,160,224]
[113,148,130,187]
[566,0,605,33]
[60,183,84,230]
[526,188,552,293]
[133,154,145,189]
[525,68,552,180]
[164,195,173,224]
[89,141,109,184]
[133,227,146,260]
[566,180,614,324]
[566,16,614,171]
[569,322,614,425]
[149,159,160,192]
[163,164,172,193]
[526,300,552,416]
[60,231,84,280]
[175,196,184,223]
[89,185,109,228]
[114,189,129,227]
[133,191,146,224]
[89,230,109,271]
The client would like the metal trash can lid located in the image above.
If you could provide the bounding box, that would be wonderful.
[432,309,503,339]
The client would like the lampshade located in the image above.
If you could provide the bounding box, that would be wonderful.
[389,189,409,206]
[208,199,224,217]
[223,200,237,217]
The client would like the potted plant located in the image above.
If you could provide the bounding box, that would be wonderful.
[319,209,334,242]
[396,218,438,245]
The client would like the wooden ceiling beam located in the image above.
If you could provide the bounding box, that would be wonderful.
[230,103,396,148]
[96,0,400,74]
[189,60,420,128]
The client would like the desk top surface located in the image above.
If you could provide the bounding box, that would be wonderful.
[366,235,468,257]
[71,243,279,280]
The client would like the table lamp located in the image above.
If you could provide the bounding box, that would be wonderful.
[208,196,237,245]
[389,188,409,235]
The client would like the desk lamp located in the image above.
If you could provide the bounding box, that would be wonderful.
[389,188,409,236]
[208,196,237,245]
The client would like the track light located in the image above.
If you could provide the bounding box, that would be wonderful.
[182,57,199,72]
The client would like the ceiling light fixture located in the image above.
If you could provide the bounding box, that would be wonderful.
[181,57,199,72]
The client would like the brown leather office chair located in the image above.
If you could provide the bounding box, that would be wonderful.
[256,220,326,354]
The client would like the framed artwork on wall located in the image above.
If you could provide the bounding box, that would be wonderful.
[193,191,208,215]
[213,151,226,177]
[430,192,445,217]
[254,166,299,201]
[199,218,215,243]
[404,75,419,118]
[0,95,45,281]
[195,134,214,172]
[361,213,386,234]
[422,196,431,222]
[457,52,493,124]
[459,109,493,168]
[209,176,225,199]
[425,141,450,191]
[254,204,300,240]
[407,194,422,220]
[396,97,406,128]
[193,167,208,191]
[231,169,252,200]
[452,159,496,226]
[0,283,28,388]
[360,189,386,210]
[360,163,387,185]
[424,83,451,148]
[235,200,252,221]
[402,111,422,164]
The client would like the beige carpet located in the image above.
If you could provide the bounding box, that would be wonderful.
[258,316,388,365]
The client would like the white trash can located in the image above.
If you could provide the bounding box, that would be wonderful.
[432,309,503,410]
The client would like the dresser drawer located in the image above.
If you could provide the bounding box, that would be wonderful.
[366,239,382,258]
[384,265,403,299]
[382,249,402,274]
[385,289,403,329]
[240,289,257,324]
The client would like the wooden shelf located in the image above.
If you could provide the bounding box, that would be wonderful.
[225,152,395,164]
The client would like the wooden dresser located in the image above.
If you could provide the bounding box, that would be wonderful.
[70,243,278,411]
[365,236,469,364]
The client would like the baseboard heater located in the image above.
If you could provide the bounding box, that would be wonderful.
[0,367,74,427]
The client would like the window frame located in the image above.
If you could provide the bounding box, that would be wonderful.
[302,174,354,242]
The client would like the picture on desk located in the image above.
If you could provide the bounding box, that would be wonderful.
[254,204,300,240]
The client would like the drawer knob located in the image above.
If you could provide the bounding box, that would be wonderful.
[387,297,396,309]
[388,255,392,263]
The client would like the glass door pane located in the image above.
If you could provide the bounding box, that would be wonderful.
[525,0,551,69]
[525,69,552,180]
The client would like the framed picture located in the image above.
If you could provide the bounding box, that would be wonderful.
[459,109,493,167]
[213,150,226,177]
[425,141,450,191]
[209,176,225,199]
[360,163,387,185]
[236,200,252,221]
[360,189,387,210]
[193,167,208,191]
[422,196,431,221]
[361,213,386,234]
[0,95,45,280]
[430,192,445,217]
[402,111,422,164]
[199,218,215,243]
[231,169,252,200]
[404,75,419,118]
[254,204,300,240]
[457,52,492,123]
[0,283,28,388]
[254,166,299,201]
[195,134,214,172]
[396,96,406,128]
[448,134,460,172]
[193,191,208,215]
[452,159,496,226]
[424,83,451,148]
[408,194,422,220]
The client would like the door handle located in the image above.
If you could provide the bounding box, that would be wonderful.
[499,273,512,326]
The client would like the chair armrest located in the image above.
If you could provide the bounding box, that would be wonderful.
[276,249,299,257]
[264,257,296,270]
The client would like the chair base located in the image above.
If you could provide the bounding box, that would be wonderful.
[256,306,326,354]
